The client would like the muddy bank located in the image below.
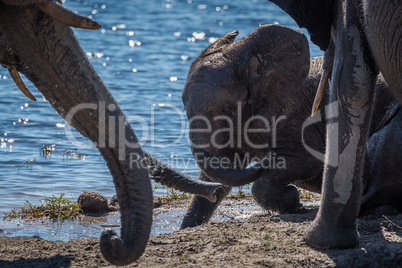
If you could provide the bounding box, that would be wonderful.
[0,197,401,267]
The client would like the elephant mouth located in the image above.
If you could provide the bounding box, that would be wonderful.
[0,0,100,103]
[189,145,267,187]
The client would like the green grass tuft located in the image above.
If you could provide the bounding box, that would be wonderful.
[4,193,83,220]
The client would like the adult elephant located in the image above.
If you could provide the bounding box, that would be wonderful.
[180,24,402,230]
[269,0,402,249]
[0,0,224,265]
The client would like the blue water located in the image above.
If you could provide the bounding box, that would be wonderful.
[0,0,322,239]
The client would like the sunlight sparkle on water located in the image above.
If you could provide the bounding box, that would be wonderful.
[192,32,205,40]
[94,52,104,58]
[129,40,141,47]
[116,24,126,29]
[208,37,219,43]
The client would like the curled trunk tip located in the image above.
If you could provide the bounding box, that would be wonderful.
[100,230,143,266]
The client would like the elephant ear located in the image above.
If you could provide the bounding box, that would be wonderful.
[269,0,333,51]
[187,30,239,76]
[198,30,239,58]
[244,25,310,117]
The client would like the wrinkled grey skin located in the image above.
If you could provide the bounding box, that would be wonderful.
[180,25,402,233]
[183,24,310,187]
[270,0,401,249]
[181,24,308,227]
[0,1,224,265]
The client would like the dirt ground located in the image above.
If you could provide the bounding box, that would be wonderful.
[0,197,402,267]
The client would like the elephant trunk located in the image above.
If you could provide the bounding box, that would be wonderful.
[0,4,151,265]
[145,152,225,202]
[189,133,265,187]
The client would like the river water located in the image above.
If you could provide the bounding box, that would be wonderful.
[0,0,322,240]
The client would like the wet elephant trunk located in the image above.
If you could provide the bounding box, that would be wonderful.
[0,4,150,265]
[189,132,265,187]
[145,152,224,202]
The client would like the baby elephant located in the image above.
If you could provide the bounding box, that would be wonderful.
[181,24,402,228]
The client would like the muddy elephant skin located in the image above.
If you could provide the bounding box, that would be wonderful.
[180,25,402,237]
[270,0,401,249]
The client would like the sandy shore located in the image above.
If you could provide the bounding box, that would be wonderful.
[0,197,401,267]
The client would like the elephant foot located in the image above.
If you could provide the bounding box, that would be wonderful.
[303,218,359,249]
[252,183,303,214]
[181,185,230,229]
[180,198,210,230]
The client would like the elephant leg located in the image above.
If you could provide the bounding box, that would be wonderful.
[364,0,402,104]
[251,154,321,214]
[252,179,302,214]
[180,172,231,229]
[361,109,402,215]
[304,2,377,249]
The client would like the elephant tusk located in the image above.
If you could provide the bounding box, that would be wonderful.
[39,0,101,30]
[8,67,36,102]
[311,67,331,117]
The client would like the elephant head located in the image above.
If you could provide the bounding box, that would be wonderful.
[182,24,310,186]
[0,0,225,265]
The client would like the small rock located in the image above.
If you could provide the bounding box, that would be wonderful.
[77,191,108,213]
[108,194,119,211]
[153,196,162,208]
